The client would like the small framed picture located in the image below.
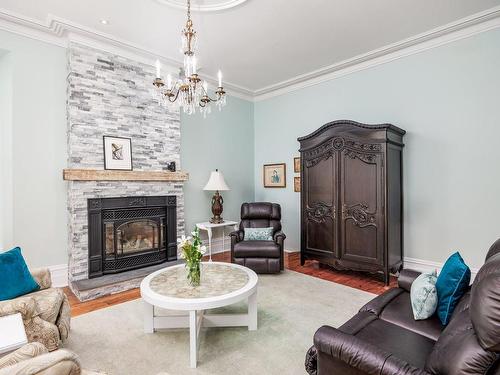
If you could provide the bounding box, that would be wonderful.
[103,136,133,170]
[294,176,301,192]
[263,163,286,188]
[294,157,301,173]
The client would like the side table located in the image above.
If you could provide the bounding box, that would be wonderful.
[196,220,238,261]
[0,313,28,355]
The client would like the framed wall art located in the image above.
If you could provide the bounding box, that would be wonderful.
[294,157,301,173]
[263,163,286,188]
[294,176,301,192]
[103,136,133,170]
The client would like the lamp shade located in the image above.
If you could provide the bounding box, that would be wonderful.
[203,169,230,191]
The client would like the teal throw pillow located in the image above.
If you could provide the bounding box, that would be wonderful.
[435,252,471,325]
[0,247,40,301]
[244,227,274,241]
[410,270,438,320]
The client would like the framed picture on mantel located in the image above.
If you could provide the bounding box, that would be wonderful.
[103,136,133,170]
[263,163,286,188]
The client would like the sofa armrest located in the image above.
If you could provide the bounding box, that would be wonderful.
[30,268,52,290]
[229,230,244,243]
[314,325,430,375]
[0,295,38,320]
[397,269,422,292]
[0,343,48,369]
[273,231,286,245]
[0,349,81,375]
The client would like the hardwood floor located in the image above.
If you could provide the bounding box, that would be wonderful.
[64,251,396,317]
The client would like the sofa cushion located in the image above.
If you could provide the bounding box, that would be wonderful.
[353,318,436,369]
[233,241,280,258]
[0,247,40,301]
[470,252,500,351]
[425,308,498,374]
[435,252,471,325]
[360,288,443,341]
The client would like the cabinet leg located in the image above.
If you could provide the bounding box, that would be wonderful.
[383,271,390,286]
[300,254,305,266]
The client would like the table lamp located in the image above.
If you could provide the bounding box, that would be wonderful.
[203,169,230,223]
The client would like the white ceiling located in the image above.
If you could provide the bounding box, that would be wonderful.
[1,0,500,93]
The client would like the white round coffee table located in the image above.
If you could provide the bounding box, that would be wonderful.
[140,262,258,368]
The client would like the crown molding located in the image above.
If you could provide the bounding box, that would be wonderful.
[253,6,500,101]
[1,6,499,103]
[0,8,254,101]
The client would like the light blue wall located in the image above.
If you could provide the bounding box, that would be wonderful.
[0,30,68,267]
[181,96,254,234]
[254,28,500,269]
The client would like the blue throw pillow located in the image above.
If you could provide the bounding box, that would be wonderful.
[410,270,438,320]
[244,227,274,241]
[0,247,40,301]
[435,252,471,325]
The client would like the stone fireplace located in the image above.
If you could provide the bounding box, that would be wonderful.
[87,196,178,278]
[65,42,185,300]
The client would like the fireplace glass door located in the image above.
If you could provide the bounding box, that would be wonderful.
[105,219,163,259]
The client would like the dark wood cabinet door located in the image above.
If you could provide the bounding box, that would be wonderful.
[303,151,338,257]
[339,146,384,266]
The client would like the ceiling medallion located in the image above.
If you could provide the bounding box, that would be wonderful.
[152,0,227,117]
[155,0,249,12]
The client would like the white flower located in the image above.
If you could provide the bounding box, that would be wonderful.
[191,231,197,237]
[178,251,185,259]
[199,245,207,255]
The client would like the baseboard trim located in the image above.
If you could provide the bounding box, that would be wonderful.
[48,264,69,287]
[404,256,479,280]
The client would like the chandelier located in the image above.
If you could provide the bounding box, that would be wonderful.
[151,0,227,117]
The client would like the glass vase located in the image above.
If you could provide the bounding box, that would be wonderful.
[186,260,201,287]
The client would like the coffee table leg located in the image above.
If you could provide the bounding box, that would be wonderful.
[189,310,198,368]
[248,291,257,331]
[144,302,154,333]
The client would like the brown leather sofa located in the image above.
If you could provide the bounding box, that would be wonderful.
[230,202,286,274]
[305,238,500,375]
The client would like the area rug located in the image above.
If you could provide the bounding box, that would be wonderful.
[64,270,375,374]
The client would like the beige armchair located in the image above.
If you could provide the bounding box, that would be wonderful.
[0,268,71,351]
[0,343,105,375]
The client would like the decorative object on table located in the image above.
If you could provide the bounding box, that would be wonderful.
[151,0,226,117]
[103,136,132,170]
[435,251,471,325]
[230,202,286,274]
[294,157,301,173]
[166,161,176,172]
[294,176,301,192]
[203,169,230,224]
[177,228,206,286]
[410,270,438,320]
[263,163,286,188]
[0,247,39,301]
[196,221,238,262]
[244,227,274,241]
[0,264,70,351]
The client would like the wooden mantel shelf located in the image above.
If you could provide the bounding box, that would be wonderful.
[63,169,189,182]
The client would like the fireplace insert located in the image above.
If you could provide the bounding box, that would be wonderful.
[87,196,177,278]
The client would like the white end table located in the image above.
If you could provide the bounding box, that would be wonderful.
[141,262,258,368]
[0,313,28,355]
[196,220,238,261]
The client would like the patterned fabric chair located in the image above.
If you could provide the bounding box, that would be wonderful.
[0,269,71,351]
[0,342,105,375]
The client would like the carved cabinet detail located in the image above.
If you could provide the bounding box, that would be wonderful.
[298,120,405,284]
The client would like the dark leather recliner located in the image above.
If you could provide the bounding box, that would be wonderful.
[306,238,500,375]
[230,202,286,274]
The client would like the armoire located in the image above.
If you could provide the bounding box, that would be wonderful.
[298,120,405,284]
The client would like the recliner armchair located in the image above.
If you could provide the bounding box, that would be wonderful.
[230,202,286,274]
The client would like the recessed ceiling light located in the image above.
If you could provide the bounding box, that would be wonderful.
[100,19,109,25]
